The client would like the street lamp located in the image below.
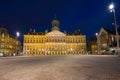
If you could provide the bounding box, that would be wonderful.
[109,2,120,56]
[16,32,20,37]
[95,33,99,54]
[15,32,20,56]
[109,3,114,12]
[95,33,98,36]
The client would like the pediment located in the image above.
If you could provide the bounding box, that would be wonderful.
[98,28,108,37]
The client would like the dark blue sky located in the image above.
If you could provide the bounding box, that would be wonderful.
[0,0,120,41]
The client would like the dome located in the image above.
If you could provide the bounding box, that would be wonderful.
[51,19,60,31]
[52,19,60,23]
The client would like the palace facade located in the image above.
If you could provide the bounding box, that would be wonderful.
[23,18,86,55]
[0,27,22,56]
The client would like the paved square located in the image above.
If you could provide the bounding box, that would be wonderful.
[0,55,120,80]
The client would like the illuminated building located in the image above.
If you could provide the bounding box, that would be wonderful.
[23,18,86,55]
[97,25,120,54]
[0,27,22,56]
[88,36,97,54]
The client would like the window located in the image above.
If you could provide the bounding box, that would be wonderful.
[2,33,4,37]
[1,39,4,41]
[0,45,4,48]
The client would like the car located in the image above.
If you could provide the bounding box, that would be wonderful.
[101,50,111,55]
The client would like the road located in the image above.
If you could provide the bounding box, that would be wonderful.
[0,55,120,80]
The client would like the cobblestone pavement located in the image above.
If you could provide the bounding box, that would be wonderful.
[0,55,120,80]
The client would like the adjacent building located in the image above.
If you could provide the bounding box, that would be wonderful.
[0,27,22,56]
[97,26,120,54]
[88,23,120,55]
[23,18,86,56]
[88,36,97,54]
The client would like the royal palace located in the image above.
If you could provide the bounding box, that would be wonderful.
[23,18,86,55]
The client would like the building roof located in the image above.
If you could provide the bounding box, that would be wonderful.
[102,27,120,35]
[0,27,21,43]
[26,31,45,35]
[46,30,66,36]
[66,30,84,35]
[26,28,85,36]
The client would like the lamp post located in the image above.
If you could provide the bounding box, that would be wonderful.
[16,32,20,56]
[109,2,120,56]
[96,33,99,54]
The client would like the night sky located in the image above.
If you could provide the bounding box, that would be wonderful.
[0,0,120,42]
